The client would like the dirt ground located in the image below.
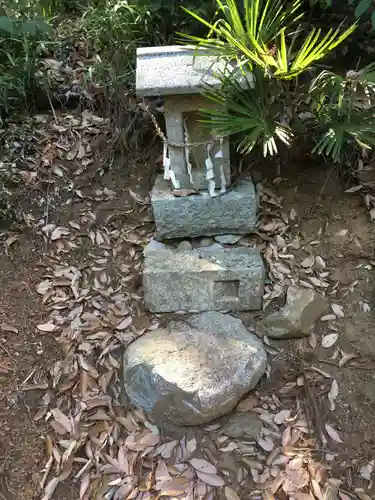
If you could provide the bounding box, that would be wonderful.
[261,160,375,476]
[1,151,375,499]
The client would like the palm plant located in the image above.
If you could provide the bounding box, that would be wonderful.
[202,67,293,156]
[181,0,373,162]
[310,65,375,161]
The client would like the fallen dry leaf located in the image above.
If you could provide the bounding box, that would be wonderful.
[328,379,339,411]
[189,458,217,474]
[321,314,336,322]
[360,460,374,481]
[236,396,260,412]
[325,424,343,443]
[224,486,241,500]
[171,188,199,197]
[322,334,339,348]
[331,303,344,319]
[301,255,314,268]
[257,437,274,452]
[309,331,317,349]
[4,235,18,252]
[116,316,133,330]
[159,477,190,496]
[41,477,59,500]
[0,361,10,374]
[355,488,373,500]
[339,352,357,367]
[274,410,291,425]
[196,470,225,487]
[0,321,18,333]
[37,322,57,333]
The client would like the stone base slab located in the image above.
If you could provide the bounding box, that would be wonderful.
[143,246,264,313]
[151,174,258,240]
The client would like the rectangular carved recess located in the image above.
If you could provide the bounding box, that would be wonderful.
[214,280,240,301]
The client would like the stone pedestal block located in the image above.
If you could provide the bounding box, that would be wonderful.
[143,246,264,313]
[151,174,258,240]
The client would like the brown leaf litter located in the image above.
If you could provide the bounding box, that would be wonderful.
[1,110,372,499]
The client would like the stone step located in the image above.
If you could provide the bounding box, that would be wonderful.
[152,174,258,240]
[143,245,265,313]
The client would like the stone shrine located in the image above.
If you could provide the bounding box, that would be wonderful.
[136,45,265,313]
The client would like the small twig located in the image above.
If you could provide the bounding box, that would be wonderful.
[299,165,337,220]
[318,359,339,368]
[46,87,58,124]
[0,342,17,363]
[22,368,36,385]
[40,456,53,489]
[290,354,324,447]
[44,166,53,231]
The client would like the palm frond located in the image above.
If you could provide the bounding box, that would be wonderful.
[181,0,356,79]
[312,86,375,161]
[200,68,293,156]
[180,0,304,66]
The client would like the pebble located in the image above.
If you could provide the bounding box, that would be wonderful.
[214,234,243,244]
[176,240,193,250]
[194,237,215,247]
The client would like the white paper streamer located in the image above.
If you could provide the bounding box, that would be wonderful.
[163,142,171,180]
[169,170,180,189]
[183,119,194,184]
[220,164,227,193]
[205,143,216,196]
[205,156,214,170]
[208,179,217,197]
[219,137,226,193]
[206,168,214,180]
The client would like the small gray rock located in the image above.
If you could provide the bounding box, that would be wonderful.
[177,240,193,250]
[144,238,170,255]
[221,412,262,439]
[202,243,223,251]
[263,285,328,339]
[122,312,267,426]
[195,237,215,248]
[214,234,244,244]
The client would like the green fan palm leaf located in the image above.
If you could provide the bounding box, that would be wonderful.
[181,0,356,79]
[200,68,293,156]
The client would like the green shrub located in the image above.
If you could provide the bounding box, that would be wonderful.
[181,0,375,162]
[0,15,52,120]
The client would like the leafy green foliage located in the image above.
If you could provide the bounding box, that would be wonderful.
[202,68,293,156]
[310,66,375,161]
[131,0,216,41]
[183,0,368,162]
[182,0,356,79]
[0,13,51,120]
[348,0,375,29]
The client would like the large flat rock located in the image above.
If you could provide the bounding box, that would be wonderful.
[151,174,258,240]
[143,245,264,312]
[122,312,267,425]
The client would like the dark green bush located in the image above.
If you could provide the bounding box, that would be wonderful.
[0,15,52,120]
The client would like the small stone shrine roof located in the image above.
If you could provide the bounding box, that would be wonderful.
[136,45,223,97]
